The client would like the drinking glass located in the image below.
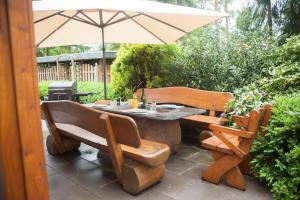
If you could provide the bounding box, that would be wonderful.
[150,100,157,111]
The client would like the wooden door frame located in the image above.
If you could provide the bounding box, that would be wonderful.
[0,0,49,199]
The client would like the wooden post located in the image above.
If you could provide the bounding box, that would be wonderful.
[94,62,99,82]
[56,58,60,80]
[0,0,49,199]
[71,57,76,81]
[99,59,103,83]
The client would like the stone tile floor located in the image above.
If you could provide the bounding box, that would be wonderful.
[42,121,272,200]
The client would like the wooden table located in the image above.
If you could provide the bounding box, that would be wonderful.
[88,104,205,152]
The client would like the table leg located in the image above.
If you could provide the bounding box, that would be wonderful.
[133,118,181,153]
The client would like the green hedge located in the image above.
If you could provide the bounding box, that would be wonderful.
[225,35,300,200]
[39,81,112,103]
[251,94,300,200]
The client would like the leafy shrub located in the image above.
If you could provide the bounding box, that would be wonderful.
[38,81,112,103]
[171,26,276,92]
[111,44,180,99]
[39,81,51,100]
[226,34,300,120]
[251,93,300,200]
[259,35,300,96]
[225,83,267,120]
[77,82,113,103]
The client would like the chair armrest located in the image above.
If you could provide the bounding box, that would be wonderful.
[209,124,255,139]
[232,115,249,128]
[212,129,246,158]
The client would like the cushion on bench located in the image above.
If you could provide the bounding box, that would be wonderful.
[201,135,239,155]
[56,123,170,167]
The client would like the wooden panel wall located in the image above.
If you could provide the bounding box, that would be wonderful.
[0,0,49,199]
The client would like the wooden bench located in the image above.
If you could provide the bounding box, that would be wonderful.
[41,101,170,194]
[201,104,272,190]
[137,87,233,139]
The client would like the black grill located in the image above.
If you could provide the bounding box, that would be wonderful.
[48,81,77,101]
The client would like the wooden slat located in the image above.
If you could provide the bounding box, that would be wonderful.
[42,101,141,147]
[139,87,233,112]
[55,123,170,167]
[0,0,49,199]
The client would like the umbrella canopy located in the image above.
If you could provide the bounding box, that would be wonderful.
[33,0,226,47]
[33,0,226,98]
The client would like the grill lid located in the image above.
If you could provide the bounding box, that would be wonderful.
[48,81,77,90]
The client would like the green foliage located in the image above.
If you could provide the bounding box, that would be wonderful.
[251,93,300,200]
[224,35,300,199]
[77,82,113,103]
[111,44,180,99]
[171,26,275,92]
[238,0,300,39]
[274,0,300,42]
[226,83,267,117]
[260,35,300,96]
[38,81,112,103]
[226,34,300,117]
[39,81,50,100]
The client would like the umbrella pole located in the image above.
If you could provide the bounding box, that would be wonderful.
[100,9,107,100]
[101,28,107,100]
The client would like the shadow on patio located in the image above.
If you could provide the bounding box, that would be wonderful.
[42,120,271,200]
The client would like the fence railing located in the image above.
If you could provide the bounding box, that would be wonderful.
[38,63,111,82]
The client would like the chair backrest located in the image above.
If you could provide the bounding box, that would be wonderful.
[259,104,272,136]
[238,105,271,154]
[42,101,141,148]
[137,87,233,116]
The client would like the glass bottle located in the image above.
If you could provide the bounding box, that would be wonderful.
[141,88,146,109]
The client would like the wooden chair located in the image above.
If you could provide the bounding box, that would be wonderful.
[201,105,271,190]
[238,104,272,175]
[41,101,170,194]
[137,87,233,128]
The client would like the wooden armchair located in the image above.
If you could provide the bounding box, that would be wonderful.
[201,105,271,190]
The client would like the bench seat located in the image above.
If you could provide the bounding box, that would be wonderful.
[56,123,170,167]
[183,115,228,126]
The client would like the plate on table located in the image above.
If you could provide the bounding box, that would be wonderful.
[123,109,150,114]
[159,104,183,109]
[91,104,108,109]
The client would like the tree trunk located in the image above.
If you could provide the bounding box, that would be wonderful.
[267,0,272,36]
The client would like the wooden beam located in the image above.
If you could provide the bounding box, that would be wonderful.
[0,0,49,199]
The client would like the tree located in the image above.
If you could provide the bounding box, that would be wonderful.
[111,44,180,98]
[253,0,273,36]
[239,0,300,40]
[273,0,300,41]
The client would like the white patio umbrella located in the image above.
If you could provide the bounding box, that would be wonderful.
[33,0,226,99]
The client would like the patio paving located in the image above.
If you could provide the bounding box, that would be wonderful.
[42,120,272,200]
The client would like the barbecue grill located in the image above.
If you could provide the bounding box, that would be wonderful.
[48,81,77,101]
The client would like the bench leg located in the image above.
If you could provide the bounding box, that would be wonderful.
[202,151,242,186]
[224,166,245,190]
[46,135,80,155]
[122,160,165,194]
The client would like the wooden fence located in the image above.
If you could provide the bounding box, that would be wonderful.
[38,62,111,82]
